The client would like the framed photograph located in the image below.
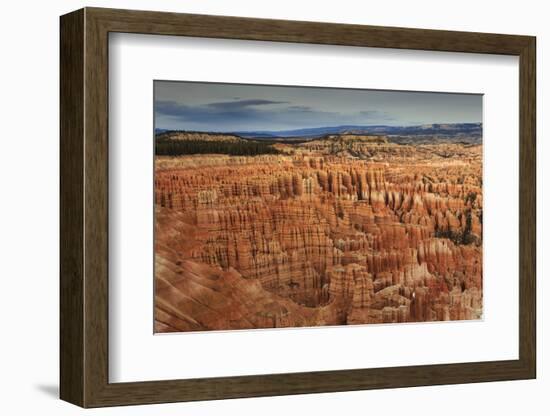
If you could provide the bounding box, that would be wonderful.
[60,7,536,407]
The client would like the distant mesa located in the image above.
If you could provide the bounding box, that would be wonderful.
[156,123,482,144]
[231,122,482,140]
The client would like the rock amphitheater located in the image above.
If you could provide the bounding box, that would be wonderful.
[154,134,483,332]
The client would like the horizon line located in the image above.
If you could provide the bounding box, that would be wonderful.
[154,121,483,134]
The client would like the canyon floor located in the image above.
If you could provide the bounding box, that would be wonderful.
[154,133,483,333]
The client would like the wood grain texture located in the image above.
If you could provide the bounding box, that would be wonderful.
[83,10,110,406]
[89,7,532,54]
[59,8,84,407]
[59,7,537,408]
[518,38,537,376]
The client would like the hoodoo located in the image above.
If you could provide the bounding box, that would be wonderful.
[154,133,482,332]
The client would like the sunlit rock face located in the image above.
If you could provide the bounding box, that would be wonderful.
[154,134,482,332]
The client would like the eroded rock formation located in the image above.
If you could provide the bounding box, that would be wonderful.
[155,135,482,332]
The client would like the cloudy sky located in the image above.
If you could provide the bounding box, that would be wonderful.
[154,80,482,133]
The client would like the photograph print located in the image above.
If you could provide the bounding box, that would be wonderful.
[154,81,483,333]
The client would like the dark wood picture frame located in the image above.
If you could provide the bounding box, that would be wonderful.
[60,7,536,408]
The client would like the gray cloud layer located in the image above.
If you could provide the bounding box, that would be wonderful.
[154,81,482,132]
[156,98,396,132]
